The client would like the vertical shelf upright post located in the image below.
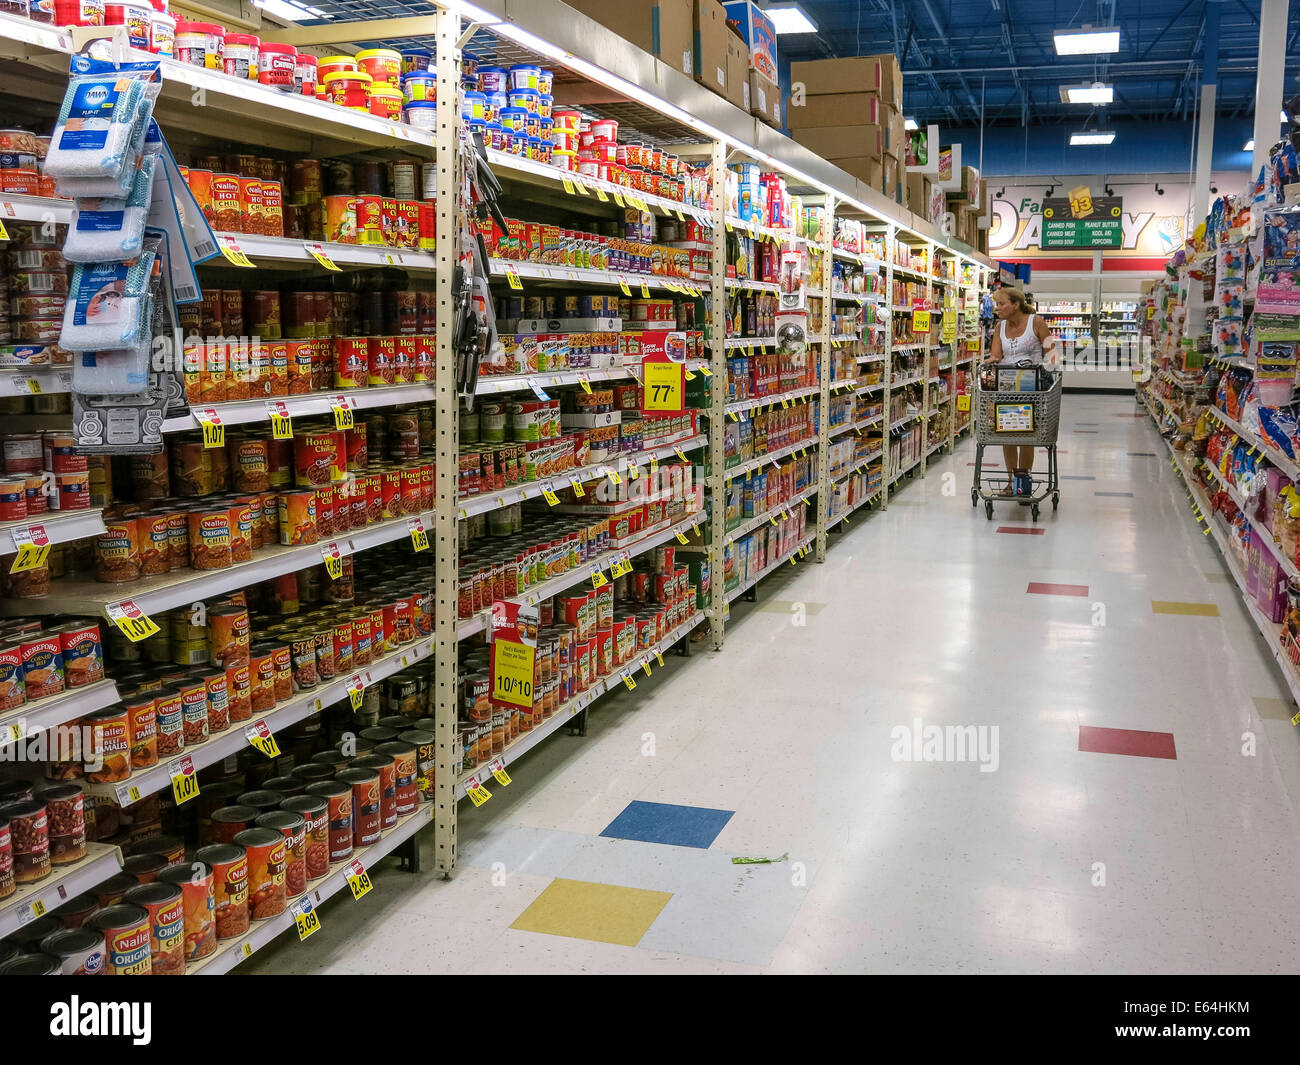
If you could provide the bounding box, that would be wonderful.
[815,197,834,561]
[881,223,896,509]
[708,139,728,650]
[432,3,460,878]
[921,240,933,477]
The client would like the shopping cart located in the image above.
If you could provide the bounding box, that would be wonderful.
[970,361,1062,522]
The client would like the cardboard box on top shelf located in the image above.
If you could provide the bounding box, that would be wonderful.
[906,171,930,215]
[724,30,750,110]
[826,155,882,188]
[792,123,884,162]
[694,0,730,96]
[745,69,782,127]
[564,0,695,78]
[722,0,777,82]
[881,103,906,162]
[789,53,903,108]
[882,155,898,201]
[786,91,882,129]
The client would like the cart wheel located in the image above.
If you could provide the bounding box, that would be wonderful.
[1031,504,1040,522]
[985,500,994,520]
[1052,493,1060,511]
[970,488,978,507]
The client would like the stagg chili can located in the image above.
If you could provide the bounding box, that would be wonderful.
[375,740,417,816]
[158,861,217,961]
[121,881,186,975]
[194,843,249,941]
[305,780,352,863]
[86,903,152,975]
[398,729,435,804]
[279,795,328,881]
[210,805,258,846]
[233,827,287,920]
[351,753,397,829]
[336,766,381,847]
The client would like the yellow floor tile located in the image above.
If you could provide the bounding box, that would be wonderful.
[510,878,673,947]
[1150,601,1220,616]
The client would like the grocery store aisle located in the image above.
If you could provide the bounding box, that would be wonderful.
[247,393,1300,974]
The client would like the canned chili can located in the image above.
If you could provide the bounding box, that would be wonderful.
[398,729,434,804]
[85,903,152,975]
[233,826,287,920]
[336,766,381,847]
[255,809,306,897]
[121,881,186,975]
[157,861,217,961]
[39,927,106,975]
[193,843,249,941]
[304,780,352,863]
[279,795,329,881]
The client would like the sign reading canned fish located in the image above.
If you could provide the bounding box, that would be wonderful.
[245,720,281,759]
[347,859,373,900]
[195,408,224,449]
[408,518,429,552]
[266,400,293,440]
[9,524,50,574]
[489,757,512,786]
[107,600,160,643]
[170,754,200,806]
[292,895,321,940]
[490,599,537,710]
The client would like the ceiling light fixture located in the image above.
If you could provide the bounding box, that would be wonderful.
[1053,25,1120,55]
[766,4,818,34]
[252,0,329,21]
[904,117,919,130]
[1070,130,1116,145]
[1062,82,1114,104]
[1244,138,1256,151]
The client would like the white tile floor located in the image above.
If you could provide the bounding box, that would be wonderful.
[247,393,1300,974]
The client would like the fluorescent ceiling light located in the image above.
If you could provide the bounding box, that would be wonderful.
[767,4,817,33]
[904,117,918,130]
[1064,83,1113,104]
[1054,26,1120,55]
[1244,138,1256,151]
[1070,130,1116,145]
[1283,110,1291,122]
[252,0,329,21]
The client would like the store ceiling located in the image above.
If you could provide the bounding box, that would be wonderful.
[779,0,1294,130]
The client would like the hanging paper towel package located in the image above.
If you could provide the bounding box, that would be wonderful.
[42,57,162,198]
[60,249,157,351]
[63,153,158,262]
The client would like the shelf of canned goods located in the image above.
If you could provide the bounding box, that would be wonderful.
[0,0,990,973]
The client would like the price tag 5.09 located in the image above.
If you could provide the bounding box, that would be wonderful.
[292,895,321,940]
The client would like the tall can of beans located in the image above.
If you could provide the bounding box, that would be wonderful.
[40,783,85,865]
[233,827,287,920]
[255,809,305,897]
[336,766,381,846]
[178,676,209,748]
[194,843,249,941]
[158,860,217,961]
[371,741,416,818]
[200,667,231,733]
[398,729,435,804]
[304,780,352,864]
[279,795,328,881]
[123,691,157,770]
[83,705,130,783]
[86,903,152,975]
[122,881,186,975]
[225,662,252,723]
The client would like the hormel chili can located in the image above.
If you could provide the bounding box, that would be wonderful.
[316,482,335,538]
[333,337,368,388]
[393,337,417,383]
[381,468,403,518]
[294,432,336,488]
[413,336,433,382]
[367,336,395,386]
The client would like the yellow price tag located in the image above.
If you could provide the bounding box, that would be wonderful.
[490,759,512,786]
[170,758,200,806]
[306,243,341,272]
[24,377,41,395]
[596,187,610,202]
[107,602,160,643]
[957,394,971,411]
[332,399,354,430]
[643,359,685,413]
[542,485,560,506]
[562,178,576,195]
[322,543,344,580]
[347,674,365,711]
[619,277,632,296]
[0,219,8,241]
[628,463,639,481]
[591,568,609,589]
[675,530,689,544]
[492,638,535,708]
[9,540,49,575]
[245,722,281,759]
[293,897,321,940]
[912,309,931,332]
[218,235,255,268]
[409,519,429,552]
[641,660,652,677]
[505,265,523,290]
[606,467,622,486]
[347,861,373,900]
[656,651,665,667]
[674,207,685,220]
[466,778,492,806]
[569,476,585,498]
[578,375,592,394]
[640,281,651,299]
[573,178,589,195]
[30,898,46,918]
[685,369,696,381]
[196,410,224,449]
[623,673,637,690]
[675,448,688,462]
[268,409,293,440]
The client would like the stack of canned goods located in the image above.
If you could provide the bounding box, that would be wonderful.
[0,615,104,713]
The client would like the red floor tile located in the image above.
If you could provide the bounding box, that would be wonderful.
[1078,725,1177,760]
[996,527,1045,535]
[1027,582,1089,596]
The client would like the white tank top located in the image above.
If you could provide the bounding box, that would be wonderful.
[999,314,1046,365]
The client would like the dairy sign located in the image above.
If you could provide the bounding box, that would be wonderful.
[988,182,1187,260]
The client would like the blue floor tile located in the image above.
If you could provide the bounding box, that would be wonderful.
[600,800,735,849]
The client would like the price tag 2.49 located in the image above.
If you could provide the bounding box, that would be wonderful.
[347,859,373,900]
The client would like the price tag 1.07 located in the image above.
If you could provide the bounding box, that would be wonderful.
[245,721,281,759]
[195,408,224,449]
[106,600,160,643]
[170,755,200,806]
[266,401,293,440]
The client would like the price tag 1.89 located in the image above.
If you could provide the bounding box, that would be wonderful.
[408,518,429,552]
[332,396,355,430]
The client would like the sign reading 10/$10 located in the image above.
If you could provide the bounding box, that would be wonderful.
[1040,196,1124,249]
